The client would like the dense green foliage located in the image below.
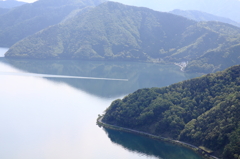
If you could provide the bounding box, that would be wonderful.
[223,127,240,159]
[5,2,240,73]
[0,0,105,47]
[103,65,240,158]
[170,9,240,27]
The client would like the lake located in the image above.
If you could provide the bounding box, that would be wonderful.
[0,47,8,57]
[0,48,203,159]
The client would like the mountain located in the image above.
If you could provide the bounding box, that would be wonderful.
[0,8,9,15]
[5,2,240,73]
[169,0,240,23]
[0,0,106,47]
[102,64,240,158]
[185,44,240,73]
[112,0,240,23]
[0,0,26,8]
[170,9,240,27]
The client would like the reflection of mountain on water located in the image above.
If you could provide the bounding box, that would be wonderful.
[103,128,203,159]
[2,59,199,98]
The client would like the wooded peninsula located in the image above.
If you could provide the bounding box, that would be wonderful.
[102,65,240,158]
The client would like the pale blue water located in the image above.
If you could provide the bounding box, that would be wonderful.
[0,47,8,57]
[0,48,203,159]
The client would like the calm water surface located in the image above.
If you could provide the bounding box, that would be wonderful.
[0,47,8,57]
[0,49,203,159]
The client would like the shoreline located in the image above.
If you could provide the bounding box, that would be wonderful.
[97,116,219,159]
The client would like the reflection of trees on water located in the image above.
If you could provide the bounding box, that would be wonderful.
[103,128,203,159]
[1,59,199,98]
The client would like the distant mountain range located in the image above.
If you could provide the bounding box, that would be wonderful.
[113,0,240,23]
[5,2,240,73]
[0,0,26,8]
[170,9,240,28]
[0,0,106,47]
[170,0,240,23]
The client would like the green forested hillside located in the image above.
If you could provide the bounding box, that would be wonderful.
[0,0,105,47]
[5,2,240,73]
[5,2,196,59]
[102,65,240,158]
[186,44,240,73]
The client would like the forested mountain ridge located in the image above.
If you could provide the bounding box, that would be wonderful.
[186,44,240,73]
[5,2,240,74]
[170,9,240,27]
[0,0,106,47]
[102,64,240,158]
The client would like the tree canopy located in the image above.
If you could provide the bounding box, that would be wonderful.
[103,64,240,158]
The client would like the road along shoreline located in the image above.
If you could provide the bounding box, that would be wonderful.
[97,116,219,159]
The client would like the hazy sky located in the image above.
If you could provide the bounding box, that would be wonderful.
[15,0,240,22]
[16,0,240,12]
[16,0,240,4]
[14,0,165,13]
[16,0,180,11]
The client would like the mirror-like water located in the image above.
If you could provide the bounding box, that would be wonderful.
[0,48,203,159]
